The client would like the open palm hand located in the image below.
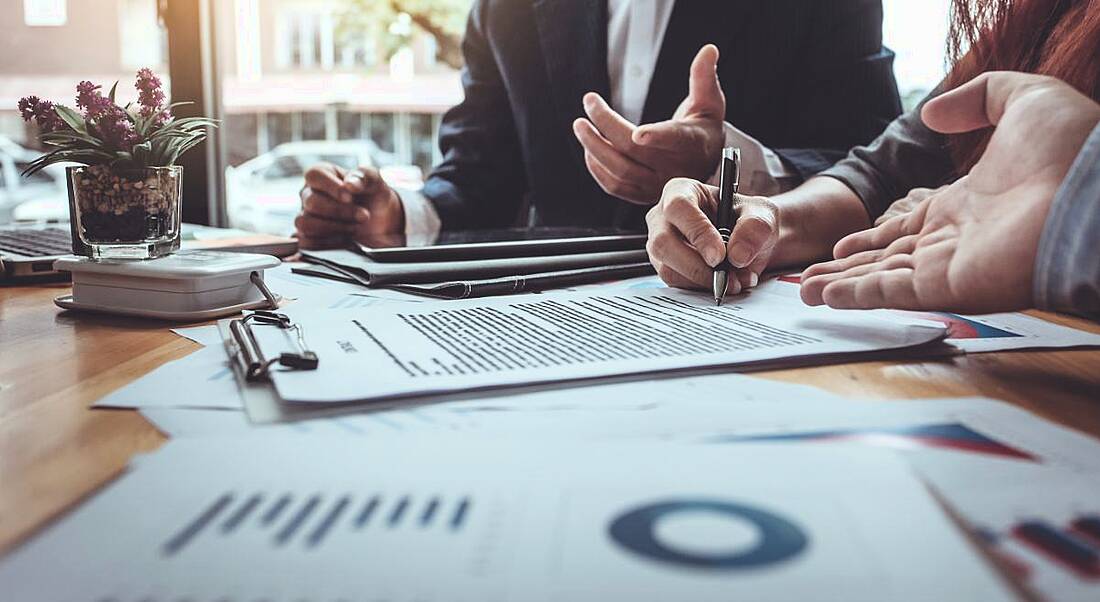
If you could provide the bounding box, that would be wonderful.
[800,72,1100,313]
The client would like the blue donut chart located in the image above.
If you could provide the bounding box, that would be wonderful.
[608,499,809,569]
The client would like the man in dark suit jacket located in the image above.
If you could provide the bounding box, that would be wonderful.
[294,0,901,247]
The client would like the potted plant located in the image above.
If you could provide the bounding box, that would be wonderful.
[18,69,217,259]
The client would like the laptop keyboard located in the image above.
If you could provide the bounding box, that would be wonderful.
[0,227,73,256]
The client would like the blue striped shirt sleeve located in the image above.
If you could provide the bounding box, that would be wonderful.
[1033,123,1100,320]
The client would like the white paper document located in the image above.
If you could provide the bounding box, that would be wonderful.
[263,261,369,300]
[762,275,1100,352]
[170,324,223,347]
[891,310,1100,352]
[259,288,945,403]
[683,396,1100,602]
[95,346,242,410]
[0,439,1013,601]
[139,373,847,437]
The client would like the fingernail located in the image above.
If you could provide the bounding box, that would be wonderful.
[729,242,753,267]
[705,246,724,267]
[749,272,759,287]
[356,207,370,222]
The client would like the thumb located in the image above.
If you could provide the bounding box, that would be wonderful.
[685,44,724,117]
[922,71,1044,134]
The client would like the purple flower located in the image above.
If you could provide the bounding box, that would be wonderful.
[73,80,139,149]
[75,80,113,118]
[95,109,139,149]
[17,96,38,121]
[16,95,65,132]
[135,68,168,123]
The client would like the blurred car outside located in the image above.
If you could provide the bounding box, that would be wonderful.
[226,140,424,235]
[0,136,70,223]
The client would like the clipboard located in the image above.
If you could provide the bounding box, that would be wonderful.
[224,310,320,381]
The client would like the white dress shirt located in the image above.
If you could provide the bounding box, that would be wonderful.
[397,0,793,239]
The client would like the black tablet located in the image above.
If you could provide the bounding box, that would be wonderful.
[358,227,647,263]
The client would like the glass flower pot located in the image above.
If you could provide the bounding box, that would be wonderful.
[67,165,182,259]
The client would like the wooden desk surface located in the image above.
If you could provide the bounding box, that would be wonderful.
[2,281,1100,560]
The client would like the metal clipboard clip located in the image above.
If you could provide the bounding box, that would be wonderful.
[229,310,319,381]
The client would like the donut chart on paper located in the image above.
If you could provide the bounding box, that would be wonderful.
[608,499,808,569]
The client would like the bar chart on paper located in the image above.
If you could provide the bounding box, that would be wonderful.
[0,440,1016,602]
[161,492,474,557]
[950,478,1100,602]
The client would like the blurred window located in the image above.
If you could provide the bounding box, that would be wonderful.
[301,111,327,140]
[0,0,167,220]
[23,0,67,27]
[267,113,294,147]
[216,1,464,233]
[882,0,952,110]
[369,113,396,154]
[337,110,363,139]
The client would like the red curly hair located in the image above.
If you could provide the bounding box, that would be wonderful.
[945,0,1100,171]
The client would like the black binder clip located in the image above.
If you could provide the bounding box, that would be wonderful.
[229,310,319,381]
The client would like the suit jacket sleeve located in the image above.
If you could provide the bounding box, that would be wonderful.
[772,0,903,180]
[1034,123,1100,321]
[420,0,528,230]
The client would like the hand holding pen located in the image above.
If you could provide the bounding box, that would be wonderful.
[644,153,781,295]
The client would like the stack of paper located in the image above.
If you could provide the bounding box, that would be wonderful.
[19,272,1100,601]
[0,439,1014,601]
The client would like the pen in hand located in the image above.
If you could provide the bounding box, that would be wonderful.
[713,147,741,306]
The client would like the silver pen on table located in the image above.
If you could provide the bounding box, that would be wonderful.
[713,147,741,306]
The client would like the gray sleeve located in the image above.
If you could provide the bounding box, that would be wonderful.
[1033,123,1100,321]
[816,90,956,219]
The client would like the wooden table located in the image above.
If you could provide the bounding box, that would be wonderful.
[3,281,1100,562]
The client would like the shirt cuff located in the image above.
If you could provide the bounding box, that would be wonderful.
[706,122,798,196]
[393,187,442,246]
[1033,123,1100,319]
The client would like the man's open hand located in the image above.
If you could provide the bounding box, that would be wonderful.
[573,45,726,205]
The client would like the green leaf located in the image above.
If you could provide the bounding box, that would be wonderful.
[41,130,107,147]
[108,81,119,104]
[132,141,152,166]
[54,105,88,134]
[20,147,117,176]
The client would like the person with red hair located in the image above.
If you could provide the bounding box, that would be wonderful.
[645,0,1100,317]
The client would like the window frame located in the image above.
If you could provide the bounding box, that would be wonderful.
[162,0,227,226]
